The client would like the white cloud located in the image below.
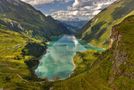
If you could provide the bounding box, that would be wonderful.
[52,0,116,21]
[21,0,116,21]
[72,0,81,7]
[21,0,72,5]
[21,0,54,5]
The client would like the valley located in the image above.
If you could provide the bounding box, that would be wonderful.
[0,0,134,90]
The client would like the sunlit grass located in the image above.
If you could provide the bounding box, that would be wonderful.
[81,0,134,48]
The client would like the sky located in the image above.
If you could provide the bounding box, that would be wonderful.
[21,0,73,5]
[21,0,116,21]
[21,0,52,5]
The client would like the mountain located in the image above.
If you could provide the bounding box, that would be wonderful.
[34,0,73,14]
[39,0,116,21]
[0,0,70,89]
[0,27,48,89]
[49,0,134,89]
[0,0,134,90]
[51,14,134,90]
[0,0,70,41]
[80,0,134,48]
[33,0,116,32]
[62,20,88,34]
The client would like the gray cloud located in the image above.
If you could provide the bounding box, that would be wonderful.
[21,0,55,5]
[21,0,72,5]
[21,0,116,21]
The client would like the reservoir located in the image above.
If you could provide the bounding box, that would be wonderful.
[35,35,103,81]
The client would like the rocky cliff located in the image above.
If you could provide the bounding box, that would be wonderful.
[107,15,134,89]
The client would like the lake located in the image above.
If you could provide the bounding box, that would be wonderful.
[35,35,103,81]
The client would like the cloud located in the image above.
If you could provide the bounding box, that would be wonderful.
[72,0,81,7]
[52,0,116,21]
[21,0,55,5]
[21,0,73,5]
[21,0,116,21]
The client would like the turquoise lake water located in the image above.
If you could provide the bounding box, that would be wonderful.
[35,35,104,81]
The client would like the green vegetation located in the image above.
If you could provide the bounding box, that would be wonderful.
[52,51,113,90]
[72,51,98,76]
[0,0,134,90]
[51,15,134,90]
[111,16,134,90]
[0,0,70,41]
[0,29,26,60]
[80,0,134,48]
[0,29,48,89]
[0,0,70,89]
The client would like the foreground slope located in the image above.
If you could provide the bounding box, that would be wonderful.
[0,0,70,89]
[52,15,134,90]
[80,0,134,48]
[0,28,47,89]
[0,0,70,40]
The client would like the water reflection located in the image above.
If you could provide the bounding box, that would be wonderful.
[35,35,103,81]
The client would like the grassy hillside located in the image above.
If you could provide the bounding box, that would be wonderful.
[0,0,71,89]
[80,0,134,48]
[0,28,48,89]
[52,15,134,90]
[1,0,134,90]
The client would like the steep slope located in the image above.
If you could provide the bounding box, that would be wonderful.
[0,0,70,40]
[0,0,71,89]
[52,15,134,90]
[0,28,47,89]
[80,0,134,48]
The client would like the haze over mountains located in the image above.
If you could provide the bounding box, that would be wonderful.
[22,0,116,30]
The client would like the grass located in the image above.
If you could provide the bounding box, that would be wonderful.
[1,0,134,89]
[111,16,134,90]
[0,29,27,60]
[72,51,98,76]
[51,15,134,90]
[0,29,47,89]
[81,0,134,48]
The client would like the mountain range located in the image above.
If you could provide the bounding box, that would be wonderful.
[51,0,134,90]
[0,0,134,90]
[24,0,116,31]
[0,0,71,41]
[0,0,71,89]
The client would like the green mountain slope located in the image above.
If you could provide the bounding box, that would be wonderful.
[0,0,70,40]
[1,0,134,90]
[52,15,134,90]
[80,0,134,48]
[0,0,71,89]
[0,28,47,89]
